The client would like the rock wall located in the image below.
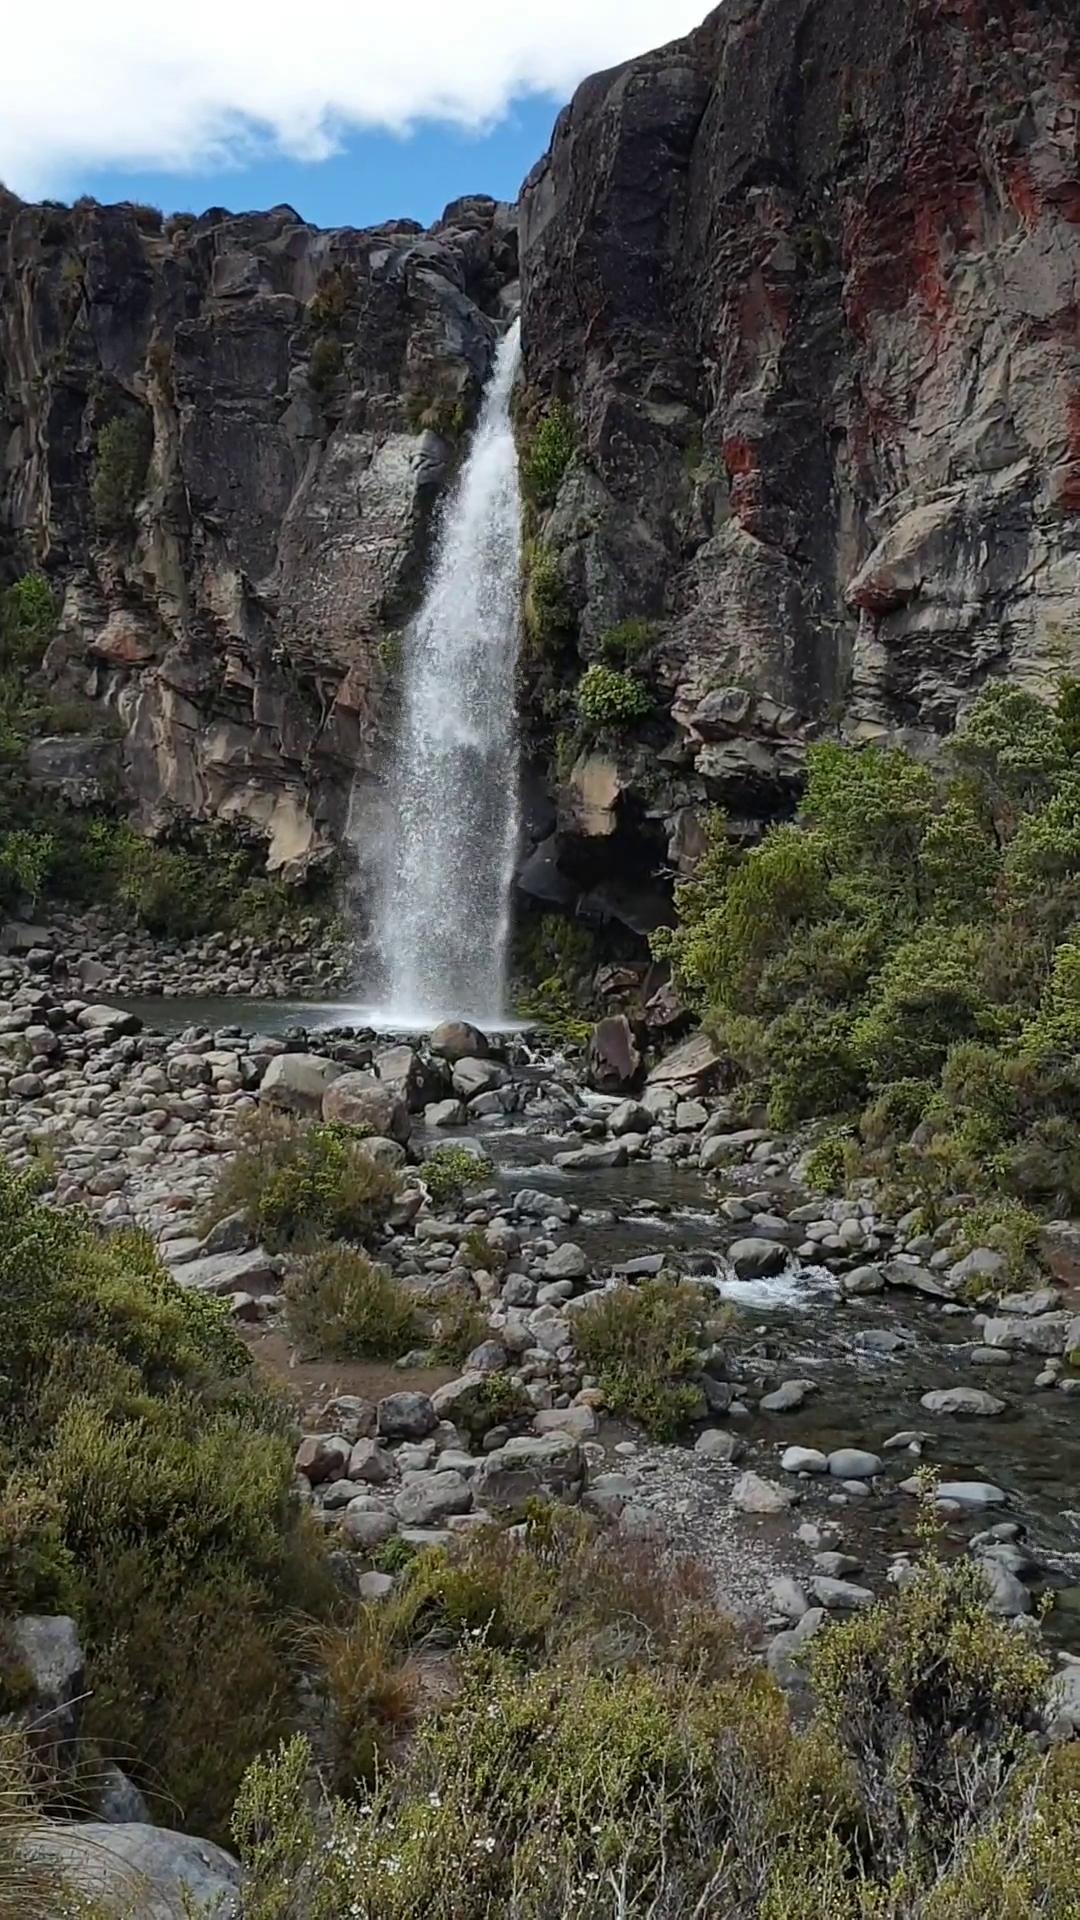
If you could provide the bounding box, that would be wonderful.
[0,190,517,892]
[2,0,1079,946]
[518,0,1080,918]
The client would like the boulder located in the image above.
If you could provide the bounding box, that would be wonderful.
[393,1470,473,1527]
[761,1379,812,1413]
[295,1433,350,1485]
[920,1388,1006,1417]
[827,1448,881,1480]
[781,1446,829,1474]
[731,1471,797,1514]
[373,1044,434,1111]
[810,1576,875,1611]
[175,1248,280,1296]
[76,1003,142,1036]
[542,1242,589,1282]
[9,1616,84,1764]
[323,1072,410,1142]
[476,1433,585,1512]
[425,1098,465,1128]
[607,1099,653,1136]
[694,1428,744,1462]
[378,1392,438,1440]
[259,1052,345,1114]
[586,1015,642,1093]
[18,1823,241,1920]
[728,1238,789,1280]
[553,1141,628,1171]
[452,1057,505,1100]
[430,1021,488,1061]
[645,1030,723,1096]
[981,1312,1074,1356]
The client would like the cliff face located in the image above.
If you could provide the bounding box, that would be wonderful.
[2,0,1079,943]
[518,0,1080,916]
[0,191,517,889]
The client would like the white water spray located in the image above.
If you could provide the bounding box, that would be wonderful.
[375,320,523,1026]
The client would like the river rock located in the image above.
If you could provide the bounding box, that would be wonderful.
[542,1242,588,1282]
[554,1141,628,1171]
[476,1433,585,1511]
[731,1470,797,1514]
[452,1057,504,1099]
[881,1259,950,1298]
[393,1470,473,1527]
[174,1247,280,1296]
[700,1129,770,1170]
[534,1404,599,1441]
[782,1446,829,1474]
[294,1433,350,1485]
[811,1576,875,1611]
[981,1312,1074,1355]
[513,1187,574,1221]
[426,1098,465,1128]
[607,1099,653,1135]
[841,1264,885,1296]
[974,1557,1032,1616]
[728,1238,789,1280]
[430,1021,489,1061]
[322,1072,410,1142]
[901,1477,1007,1506]
[761,1379,813,1413]
[827,1448,881,1480]
[259,1051,345,1113]
[770,1577,809,1621]
[76,1003,142,1036]
[377,1392,437,1440]
[947,1247,1008,1288]
[695,1428,744,1462]
[920,1387,1007,1417]
[347,1439,395,1486]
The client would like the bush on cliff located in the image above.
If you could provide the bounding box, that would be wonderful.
[0,1163,333,1844]
[521,401,576,509]
[653,680,1080,1210]
[576,663,652,729]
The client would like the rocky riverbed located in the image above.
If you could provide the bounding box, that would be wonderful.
[1,966,1079,1721]
[0,907,350,1001]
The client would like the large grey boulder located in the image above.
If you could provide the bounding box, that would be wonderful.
[322,1071,410,1142]
[645,1030,723,1095]
[259,1051,345,1114]
[728,1238,789,1280]
[19,1822,241,1920]
[393,1470,473,1527]
[476,1433,585,1511]
[9,1615,84,1764]
[431,1021,488,1061]
[587,1015,642,1094]
[377,1391,438,1440]
[981,1312,1074,1356]
[731,1471,796,1514]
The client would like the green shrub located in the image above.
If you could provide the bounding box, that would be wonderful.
[0,829,55,910]
[309,336,343,392]
[575,664,652,728]
[0,573,55,669]
[651,679,1080,1216]
[284,1245,419,1359]
[522,540,573,652]
[421,1145,494,1207]
[810,1545,1051,1875]
[598,618,655,666]
[91,413,152,532]
[205,1111,400,1252]
[950,1199,1042,1283]
[521,400,576,508]
[426,1285,488,1365]
[0,1164,332,1844]
[574,1277,718,1439]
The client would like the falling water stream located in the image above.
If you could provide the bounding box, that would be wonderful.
[374,320,523,1026]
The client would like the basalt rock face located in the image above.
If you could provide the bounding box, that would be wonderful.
[518,0,1080,911]
[0,191,517,883]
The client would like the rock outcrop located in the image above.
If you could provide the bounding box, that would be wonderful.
[2,0,1079,943]
[518,0,1080,905]
[0,191,517,899]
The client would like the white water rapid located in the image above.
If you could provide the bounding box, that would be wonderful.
[376,319,523,1027]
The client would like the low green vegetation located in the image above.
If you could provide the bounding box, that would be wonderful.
[573,1276,719,1439]
[521,400,576,509]
[204,1111,401,1253]
[426,1286,488,1366]
[0,1163,333,1845]
[513,911,598,1045]
[522,538,573,654]
[421,1145,494,1207]
[234,1515,1077,1920]
[284,1245,419,1360]
[598,617,655,667]
[576,663,652,728]
[654,680,1080,1213]
[91,413,152,533]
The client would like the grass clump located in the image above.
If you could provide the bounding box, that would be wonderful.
[576,663,652,729]
[205,1110,400,1252]
[421,1145,494,1208]
[521,400,576,508]
[0,1162,333,1846]
[653,678,1080,1214]
[284,1245,419,1360]
[574,1277,718,1439]
[426,1286,489,1366]
[598,618,655,666]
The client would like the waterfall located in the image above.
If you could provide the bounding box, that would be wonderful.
[376,319,523,1026]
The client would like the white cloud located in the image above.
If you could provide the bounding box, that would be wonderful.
[0,0,708,197]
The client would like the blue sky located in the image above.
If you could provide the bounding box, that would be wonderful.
[1,3,706,225]
[71,97,559,229]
